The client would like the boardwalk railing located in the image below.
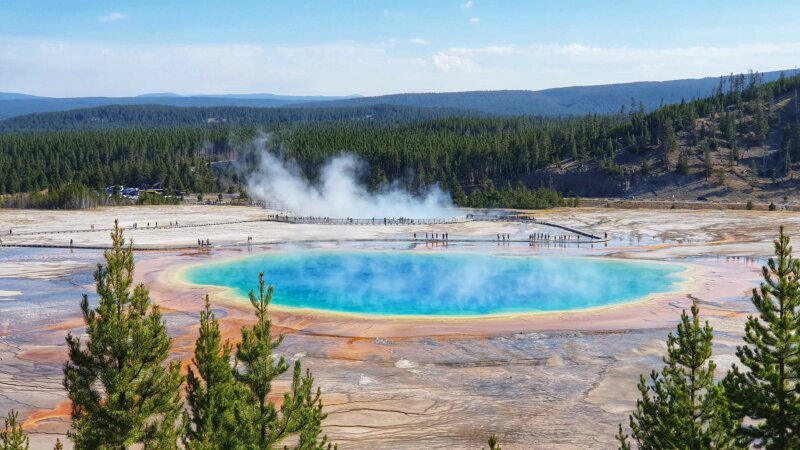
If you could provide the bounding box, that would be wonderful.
[529,220,602,240]
[266,215,471,226]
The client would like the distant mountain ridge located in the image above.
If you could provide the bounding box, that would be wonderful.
[0,93,45,100]
[0,95,362,119]
[295,69,800,115]
[135,92,362,101]
[2,69,798,119]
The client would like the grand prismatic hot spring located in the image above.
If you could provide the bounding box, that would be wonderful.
[184,251,685,316]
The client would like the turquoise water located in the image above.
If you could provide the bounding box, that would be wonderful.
[184,251,684,316]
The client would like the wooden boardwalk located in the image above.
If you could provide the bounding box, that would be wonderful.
[1,213,607,250]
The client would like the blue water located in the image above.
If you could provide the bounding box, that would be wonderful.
[184,251,684,316]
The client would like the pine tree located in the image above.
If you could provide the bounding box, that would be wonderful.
[0,411,29,450]
[619,302,740,449]
[235,273,333,449]
[485,435,502,450]
[449,174,468,206]
[615,424,631,450]
[280,362,332,450]
[749,160,758,187]
[63,221,183,449]
[182,295,247,449]
[723,227,800,448]
[676,151,689,175]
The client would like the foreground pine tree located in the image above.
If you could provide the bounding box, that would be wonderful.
[182,296,248,449]
[615,424,630,450]
[63,221,183,449]
[618,302,740,449]
[723,226,800,448]
[484,435,502,450]
[235,272,332,449]
[0,411,29,450]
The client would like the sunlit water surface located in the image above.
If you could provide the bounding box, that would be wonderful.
[184,251,684,316]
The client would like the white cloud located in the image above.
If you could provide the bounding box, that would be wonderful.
[469,17,480,24]
[0,37,427,96]
[2,37,800,96]
[408,37,428,46]
[97,12,128,23]
[449,45,520,56]
[383,9,405,18]
[461,0,474,8]
[432,52,475,73]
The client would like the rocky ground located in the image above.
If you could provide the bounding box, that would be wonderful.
[0,205,789,449]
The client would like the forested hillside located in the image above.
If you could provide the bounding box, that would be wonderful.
[0,94,360,119]
[0,104,481,133]
[2,71,800,206]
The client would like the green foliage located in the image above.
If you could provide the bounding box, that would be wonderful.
[234,274,288,446]
[2,183,111,209]
[63,221,183,449]
[0,411,29,450]
[746,201,754,210]
[615,424,631,450]
[137,192,180,206]
[234,273,331,449]
[0,104,478,133]
[0,127,226,195]
[676,151,689,175]
[703,146,712,181]
[485,435,502,450]
[280,362,334,450]
[785,119,800,163]
[459,182,563,209]
[2,70,800,204]
[620,302,741,449]
[722,227,800,448]
[714,168,727,186]
[182,296,249,449]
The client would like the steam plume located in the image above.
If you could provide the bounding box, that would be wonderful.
[246,152,457,219]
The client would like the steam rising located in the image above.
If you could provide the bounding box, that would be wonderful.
[247,152,457,219]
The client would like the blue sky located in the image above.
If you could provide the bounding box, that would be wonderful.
[2,0,800,96]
